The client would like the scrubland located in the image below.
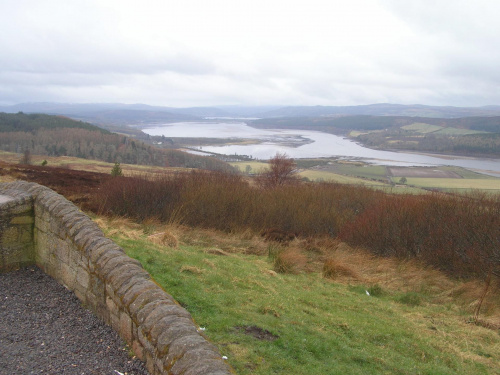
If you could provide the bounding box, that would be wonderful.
[92,171,499,280]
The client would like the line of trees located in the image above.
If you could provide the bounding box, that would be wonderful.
[0,126,234,171]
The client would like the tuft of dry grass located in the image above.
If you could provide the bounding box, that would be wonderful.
[148,231,179,248]
[205,248,230,256]
[322,258,360,280]
[94,216,144,239]
[179,227,269,255]
[273,248,307,274]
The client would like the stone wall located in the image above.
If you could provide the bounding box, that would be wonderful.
[0,181,233,375]
[0,192,34,271]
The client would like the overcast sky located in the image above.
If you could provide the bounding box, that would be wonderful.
[1,0,499,107]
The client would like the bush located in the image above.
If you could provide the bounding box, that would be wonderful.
[339,192,500,278]
[110,162,123,177]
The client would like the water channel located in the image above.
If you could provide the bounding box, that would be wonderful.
[143,122,500,176]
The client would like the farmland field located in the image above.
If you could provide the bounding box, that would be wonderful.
[230,161,270,174]
[401,123,444,133]
[299,169,387,186]
[388,167,462,178]
[401,123,486,135]
[405,177,500,191]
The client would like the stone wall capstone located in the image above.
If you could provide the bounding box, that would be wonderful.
[0,181,233,375]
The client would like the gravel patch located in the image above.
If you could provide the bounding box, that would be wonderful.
[0,267,149,375]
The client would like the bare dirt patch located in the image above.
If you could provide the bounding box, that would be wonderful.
[388,167,462,178]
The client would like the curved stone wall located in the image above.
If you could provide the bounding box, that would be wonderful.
[0,181,233,375]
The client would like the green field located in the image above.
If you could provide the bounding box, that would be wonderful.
[402,123,444,133]
[401,123,487,136]
[230,161,270,174]
[324,163,388,180]
[231,160,389,186]
[405,177,500,191]
[100,221,500,375]
[299,169,387,186]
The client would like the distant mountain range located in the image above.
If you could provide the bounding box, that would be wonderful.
[259,103,500,118]
[2,102,500,126]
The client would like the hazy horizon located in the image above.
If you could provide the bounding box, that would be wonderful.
[2,101,500,110]
[1,1,500,108]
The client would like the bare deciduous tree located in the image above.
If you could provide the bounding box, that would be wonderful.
[257,152,298,188]
[20,149,32,165]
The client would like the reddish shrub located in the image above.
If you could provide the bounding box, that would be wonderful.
[339,193,500,278]
[93,169,499,279]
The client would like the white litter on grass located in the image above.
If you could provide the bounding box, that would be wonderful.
[197,326,206,331]
[366,290,370,296]
[222,356,228,360]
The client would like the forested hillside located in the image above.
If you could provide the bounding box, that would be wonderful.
[0,112,108,133]
[0,112,234,172]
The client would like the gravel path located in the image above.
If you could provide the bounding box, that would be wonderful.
[0,267,150,375]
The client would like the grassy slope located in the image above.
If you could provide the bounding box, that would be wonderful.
[96,219,499,375]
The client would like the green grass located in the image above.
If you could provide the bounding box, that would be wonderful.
[405,178,500,191]
[230,161,270,174]
[108,231,499,375]
[327,163,388,180]
[402,123,444,133]
[299,170,387,186]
